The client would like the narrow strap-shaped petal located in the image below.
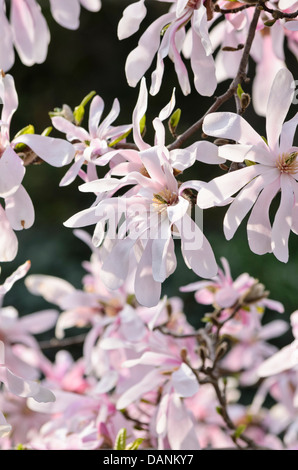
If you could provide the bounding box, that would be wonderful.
[117,0,147,40]
[197,164,266,209]
[134,238,162,307]
[0,147,25,198]
[266,68,294,152]
[271,172,294,262]
[203,112,265,145]
[5,184,35,230]
[49,0,80,29]
[224,168,279,240]
[125,12,175,88]
[247,178,280,256]
[13,134,75,167]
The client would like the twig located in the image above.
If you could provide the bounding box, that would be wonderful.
[168,6,261,151]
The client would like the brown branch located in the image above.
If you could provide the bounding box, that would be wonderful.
[258,1,298,18]
[39,333,87,350]
[168,6,261,151]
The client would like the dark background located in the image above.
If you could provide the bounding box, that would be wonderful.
[1,0,297,354]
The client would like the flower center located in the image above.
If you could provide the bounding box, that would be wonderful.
[276,152,298,175]
[152,188,178,212]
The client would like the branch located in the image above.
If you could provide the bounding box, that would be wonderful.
[168,6,261,151]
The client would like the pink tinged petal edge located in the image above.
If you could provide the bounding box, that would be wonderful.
[18,309,59,334]
[203,112,265,146]
[11,0,50,66]
[0,260,30,296]
[266,68,294,152]
[0,73,18,126]
[190,28,217,97]
[88,95,104,138]
[152,223,176,283]
[5,368,55,402]
[5,185,35,230]
[0,204,18,262]
[132,77,151,151]
[167,393,200,450]
[271,173,294,263]
[175,212,218,279]
[117,0,147,40]
[125,12,175,88]
[51,116,90,142]
[197,164,267,209]
[49,0,80,29]
[291,178,298,235]
[0,147,25,198]
[280,112,298,154]
[223,168,280,240]
[257,340,298,377]
[13,134,75,167]
[247,178,281,256]
[134,239,162,307]
[80,0,101,12]
[24,274,75,306]
[0,5,15,72]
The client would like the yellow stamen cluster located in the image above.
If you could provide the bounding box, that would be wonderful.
[152,188,178,212]
[276,152,298,175]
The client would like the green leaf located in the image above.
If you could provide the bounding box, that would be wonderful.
[14,124,35,139]
[264,19,276,27]
[237,84,244,100]
[233,424,247,439]
[13,125,35,151]
[41,126,53,137]
[114,428,127,450]
[108,128,132,147]
[126,438,144,450]
[73,90,96,125]
[140,114,146,135]
[169,108,181,135]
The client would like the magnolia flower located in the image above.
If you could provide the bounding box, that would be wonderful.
[197,68,298,263]
[0,71,75,261]
[0,0,101,71]
[51,94,132,186]
[180,256,284,313]
[210,5,298,116]
[63,79,221,307]
[118,0,217,96]
[258,311,298,378]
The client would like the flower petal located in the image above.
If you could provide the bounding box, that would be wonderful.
[266,68,294,151]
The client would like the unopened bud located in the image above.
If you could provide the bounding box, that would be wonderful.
[241,281,269,304]
[240,93,251,110]
[215,341,228,362]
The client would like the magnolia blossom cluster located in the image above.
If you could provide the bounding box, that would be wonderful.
[0,0,101,71]
[0,231,294,450]
[118,0,298,114]
[0,0,297,451]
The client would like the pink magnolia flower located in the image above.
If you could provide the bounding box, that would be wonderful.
[210,4,298,116]
[118,0,217,96]
[0,0,101,71]
[51,94,132,186]
[64,79,220,307]
[0,71,75,261]
[258,310,298,378]
[180,256,284,314]
[197,68,298,263]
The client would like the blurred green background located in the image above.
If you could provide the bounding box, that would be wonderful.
[1,0,297,353]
